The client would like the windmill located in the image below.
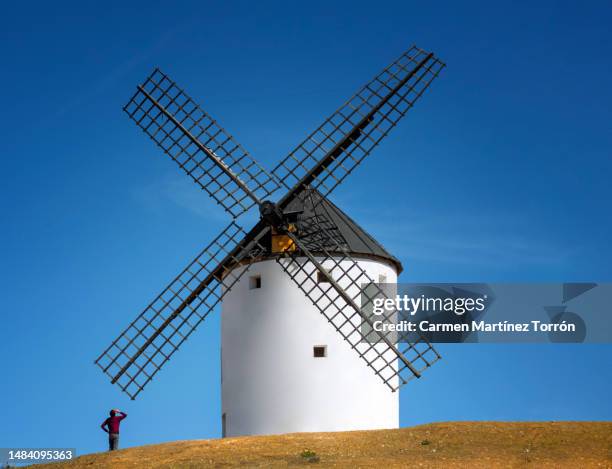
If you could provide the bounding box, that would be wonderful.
[95,44,445,436]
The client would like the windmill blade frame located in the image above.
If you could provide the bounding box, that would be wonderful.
[124,68,280,218]
[274,45,445,210]
[97,43,445,401]
[275,202,440,390]
[95,222,269,399]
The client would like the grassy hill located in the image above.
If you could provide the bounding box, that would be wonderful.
[33,421,611,468]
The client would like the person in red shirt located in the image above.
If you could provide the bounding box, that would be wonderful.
[100,408,127,451]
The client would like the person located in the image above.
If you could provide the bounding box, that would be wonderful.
[100,408,127,451]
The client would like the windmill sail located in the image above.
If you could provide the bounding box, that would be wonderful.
[277,201,440,390]
[95,222,268,399]
[124,68,280,218]
[274,45,444,208]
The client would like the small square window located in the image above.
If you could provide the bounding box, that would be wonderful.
[378,274,387,283]
[317,270,331,283]
[249,275,261,290]
[313,345,327,358]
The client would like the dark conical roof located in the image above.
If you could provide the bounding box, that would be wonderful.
[284,189,402,273]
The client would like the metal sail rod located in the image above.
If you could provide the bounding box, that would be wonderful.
[284,231,422,379]
[136,84,262,207]
[110,225,271,384]
[278,52,434,210]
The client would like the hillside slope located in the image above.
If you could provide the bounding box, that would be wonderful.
[34,421,611,468]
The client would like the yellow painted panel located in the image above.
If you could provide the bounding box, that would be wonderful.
[272,235,296,253]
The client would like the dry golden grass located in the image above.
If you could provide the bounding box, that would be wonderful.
[34,421,611,468]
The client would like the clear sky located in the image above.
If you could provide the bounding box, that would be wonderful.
[1,0,611,457]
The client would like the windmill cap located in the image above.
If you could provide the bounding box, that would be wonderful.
[281,188,402,273]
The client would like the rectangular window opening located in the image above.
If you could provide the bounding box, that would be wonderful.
[378,274,387,283]
[313,345,327,358]
[249,275,261,290]
[317,270,331,284]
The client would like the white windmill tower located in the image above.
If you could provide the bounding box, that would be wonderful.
[221,190,406,436]
[95,45,445,437]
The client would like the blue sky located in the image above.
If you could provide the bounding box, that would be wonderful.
[1,0,611,457]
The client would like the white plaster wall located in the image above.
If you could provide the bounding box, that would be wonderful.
[221,257,398,437]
